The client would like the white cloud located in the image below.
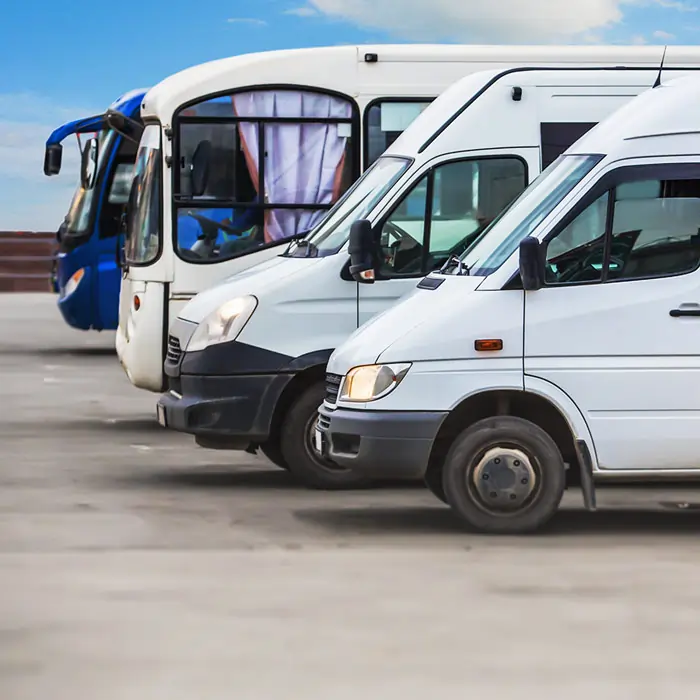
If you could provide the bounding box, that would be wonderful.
[284,6,319,16]
[0,92,101,231]
[653,29,677,38]
[226,17,268,25]
[305,0,690,42]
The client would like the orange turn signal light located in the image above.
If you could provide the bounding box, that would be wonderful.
[133,295,141,311]
[474,338,503,352]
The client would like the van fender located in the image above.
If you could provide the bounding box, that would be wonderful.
[523,374,599,472]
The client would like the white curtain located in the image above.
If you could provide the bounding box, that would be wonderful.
[232,91,352,242]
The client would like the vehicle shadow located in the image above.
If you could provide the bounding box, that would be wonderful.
[0,346,117,358]
[106,467,426,492]
[294,503,700,537]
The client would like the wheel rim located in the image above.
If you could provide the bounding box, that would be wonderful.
[304,413,349,474]
[469,446,539,515]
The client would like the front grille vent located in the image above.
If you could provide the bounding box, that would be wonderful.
[325,373,342,404]
[166,335,182,364]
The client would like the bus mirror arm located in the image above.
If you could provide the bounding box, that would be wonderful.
[519,236,543,291]
[348,219,378,284]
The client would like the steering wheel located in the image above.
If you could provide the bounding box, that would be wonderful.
[555,240,629,283]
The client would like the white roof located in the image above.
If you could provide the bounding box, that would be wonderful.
[569,74,700,157]
[140,44,694,123]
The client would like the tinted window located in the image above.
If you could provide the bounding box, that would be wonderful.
[544,175,700,285]
[379,157,527,277]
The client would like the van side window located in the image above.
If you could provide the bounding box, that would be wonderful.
[378,157,527,278]
[544,176,700,285]
[544,193,609,284]
[609,178,700,281]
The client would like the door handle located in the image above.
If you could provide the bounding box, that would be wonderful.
[670,305,700,317]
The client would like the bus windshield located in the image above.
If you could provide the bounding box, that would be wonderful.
[63,130,116,236]
[286,156,411,257]
[125,125,161,264]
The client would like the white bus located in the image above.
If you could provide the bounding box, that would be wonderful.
[158,50,700,490]
[117,44,676,393]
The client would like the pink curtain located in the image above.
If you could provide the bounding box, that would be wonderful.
[232,91,352,242]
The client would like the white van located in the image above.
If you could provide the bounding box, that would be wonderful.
[122,44,630,393]
[157,60,700,490]
[319,73,700,532]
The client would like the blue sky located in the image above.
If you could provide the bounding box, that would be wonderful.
[1,0,699,230]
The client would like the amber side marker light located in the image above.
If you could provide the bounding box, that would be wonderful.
[474,339,503,352]
[133,295,141,311]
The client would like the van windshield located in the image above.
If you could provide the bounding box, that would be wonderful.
[287,156,410,257]
[460,154,604,276]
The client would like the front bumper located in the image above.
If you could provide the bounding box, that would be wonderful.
[157,373,292,445]
[317,404,448,479]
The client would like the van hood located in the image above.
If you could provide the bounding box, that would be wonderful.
[178,256,323,323]
[328,274,485,374]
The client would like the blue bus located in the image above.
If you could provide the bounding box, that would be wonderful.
[44,89,147,331]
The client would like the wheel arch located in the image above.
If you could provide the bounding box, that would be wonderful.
[426,385,597,488]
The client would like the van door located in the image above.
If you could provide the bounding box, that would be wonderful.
[524,160,700,472]
[358,149,536,325]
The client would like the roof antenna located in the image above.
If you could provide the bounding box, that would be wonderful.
[653,45,667,88]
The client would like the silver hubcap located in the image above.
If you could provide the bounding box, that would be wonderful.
[471,447,537,512]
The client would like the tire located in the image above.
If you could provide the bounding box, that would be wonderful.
[258,441,289,470]
[280,382,371,490]
[424,466,447,504]
[443,416,565,534]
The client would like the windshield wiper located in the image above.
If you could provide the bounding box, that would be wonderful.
[293,239,319,258]
[439,255,469,276]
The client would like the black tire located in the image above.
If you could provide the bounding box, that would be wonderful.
[258,441,289,470]
[280,382,371,490]
[424,467,447,504]
[443,416,565,534]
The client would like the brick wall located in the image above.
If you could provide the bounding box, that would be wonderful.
[0,231,56,292]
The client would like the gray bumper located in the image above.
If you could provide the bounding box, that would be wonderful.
[317,405,448,479]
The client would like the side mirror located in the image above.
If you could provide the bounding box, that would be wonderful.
[44,144,63,176]
[190,140,212,197]
[348,219,377,284]
[519,236,543,291]
[80,137,98,189]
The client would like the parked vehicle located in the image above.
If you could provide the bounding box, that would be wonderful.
[45,89,146,330]
[118,44,675,393]
[319,73,700,532]
[157,55,700,490]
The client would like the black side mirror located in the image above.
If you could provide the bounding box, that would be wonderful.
[44,144,63,176]
[80,137,98,189]
[105,110,144,144]
[190,140,212,197]
[348,219,377,284]
[519,236,543,291]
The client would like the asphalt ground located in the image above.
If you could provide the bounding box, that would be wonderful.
[2,293,700,699]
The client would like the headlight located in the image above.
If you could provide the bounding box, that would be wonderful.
[186,295,257,352]
[340,363,411,402]
[62,268,85,298]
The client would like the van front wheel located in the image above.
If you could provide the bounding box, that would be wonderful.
[280,382,371,490]
[443,416,565,534]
